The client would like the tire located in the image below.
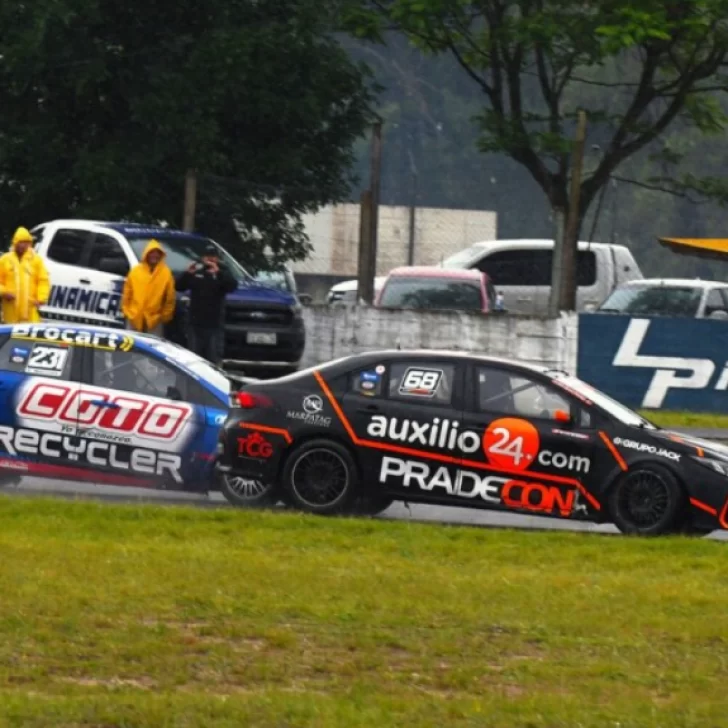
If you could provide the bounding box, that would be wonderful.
[218,473,280,509]
[609,462,686,536]
[282,439,359,515]
[352,494,395,516]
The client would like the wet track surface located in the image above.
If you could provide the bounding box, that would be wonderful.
[5,474,727,541]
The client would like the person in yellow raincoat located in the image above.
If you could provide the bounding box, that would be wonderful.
[0,227,51,324]
[121,239,176,335]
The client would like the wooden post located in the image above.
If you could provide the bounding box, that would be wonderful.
[183,169,197,232]
[559,110,587,311]
[357,190,374,304]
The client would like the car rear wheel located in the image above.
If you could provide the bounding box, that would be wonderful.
[219,474,279,508]
[609,463,685,536]
[282,439,358,515]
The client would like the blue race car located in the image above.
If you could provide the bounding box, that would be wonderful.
[0,321,246,499]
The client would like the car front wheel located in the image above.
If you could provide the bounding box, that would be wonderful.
[282,439,359,515]
[609,463,685,536]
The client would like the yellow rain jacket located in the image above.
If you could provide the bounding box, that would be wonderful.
[121,239,176,332]
[0,227,51,324]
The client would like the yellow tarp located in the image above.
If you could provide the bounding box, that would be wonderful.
[658,237,728,260]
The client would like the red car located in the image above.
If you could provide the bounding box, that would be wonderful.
[375,266,497,312]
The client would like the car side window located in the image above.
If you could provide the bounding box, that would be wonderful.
[0,335,75,379]
[47,229,94,266]
[87,234,130,276]
[705,288,728,316]
[477,366,590,426]
[90,349,186,401]
[387,362,456,406]
[349,365,386,398]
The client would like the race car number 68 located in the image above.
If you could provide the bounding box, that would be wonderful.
[482,418,541,471]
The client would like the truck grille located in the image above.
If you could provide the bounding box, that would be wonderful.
[225,303,293,326]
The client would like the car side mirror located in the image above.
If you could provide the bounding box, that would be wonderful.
[553,409,572,424]
[298,293,313,306]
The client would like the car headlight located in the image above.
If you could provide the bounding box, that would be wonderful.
[692,456,728,476]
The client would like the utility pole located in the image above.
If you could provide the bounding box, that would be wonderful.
[559,110,587,311]
[356,121,383,304]
[183,169,197,232]
[357,190,374,304]
[548,111,587,315]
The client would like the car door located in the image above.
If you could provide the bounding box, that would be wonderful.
[40,228,96,323]
[340,357,466,503]
[75,232,132,328]
[460,363,597,519]
[84,344,206,488]
[0,328,84,477]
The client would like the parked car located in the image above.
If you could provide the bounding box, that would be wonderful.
[29,220,306,374]
[327,276,387,305]
[217,348,727,535]
[375,266,496,312]
[439,239,643,314]
[596,278,728,319]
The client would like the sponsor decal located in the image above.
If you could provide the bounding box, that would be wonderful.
[375,365,386,375]
[378,457,586,517]
[366,415,591,473]
[0,458,29,471]
[552,428,591,441]
[286,393,332,427]
[613,436,681,461]
[214,414,226,426]
[612,318,727,408]
[48,285,123,320]
[237,431,273,459]
[361,380,376,391]
[303,394,324,415]
[398,367,443,397]
[24,345,69,377]
[361,371,380,382]
[0,426,182,482]
[10,347,29,364]
[16,381,194,447]
[11,324,133,352]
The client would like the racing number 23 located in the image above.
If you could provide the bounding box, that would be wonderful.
[483,418,540,471]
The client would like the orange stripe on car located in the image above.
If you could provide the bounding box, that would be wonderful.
[690,497,717,516]
[599,431,628,471]
[669,434,703,457]
[239,422,292,444]
[314,369,601,511]
[720,500,728,529]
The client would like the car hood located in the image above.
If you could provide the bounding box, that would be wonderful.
[226,280,296,306]
[653,429,728,461]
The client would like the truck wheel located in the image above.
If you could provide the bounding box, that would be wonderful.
[282,439,359,515]
[218,473,279,508]
[609,463,685,536]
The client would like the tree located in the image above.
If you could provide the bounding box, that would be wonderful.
[347,0,728,308]
[0,0,376,270]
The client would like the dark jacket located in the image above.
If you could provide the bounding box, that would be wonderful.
[176,263,238,327]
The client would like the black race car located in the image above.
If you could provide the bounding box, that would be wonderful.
[215,350,728,536]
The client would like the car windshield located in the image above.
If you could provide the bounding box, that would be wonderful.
[128,235,252,283]
[148,339,230,395]
[599,285,702,317]
[254,270,291,292]
[440,244,488,269]
[379,277,483,311]
[551,373,655,428]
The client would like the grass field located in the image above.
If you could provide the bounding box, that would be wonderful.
[0,497,727,727]
[638,409,728,429]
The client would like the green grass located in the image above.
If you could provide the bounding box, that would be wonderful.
[638,409,728,429]
[0,497,727,727]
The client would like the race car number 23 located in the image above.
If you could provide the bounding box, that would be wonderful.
[482,418,540,471]
[25,345,69,377]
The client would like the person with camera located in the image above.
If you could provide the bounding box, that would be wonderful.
[176,244,237,364]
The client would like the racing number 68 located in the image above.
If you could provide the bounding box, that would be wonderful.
[482,418,540,471]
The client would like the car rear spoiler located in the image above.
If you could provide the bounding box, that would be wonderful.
[226,372,260,391]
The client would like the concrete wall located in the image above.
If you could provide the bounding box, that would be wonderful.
[293,203,498,277]
[300,305,579,372]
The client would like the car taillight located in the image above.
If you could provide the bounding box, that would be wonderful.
[233,391,273,409]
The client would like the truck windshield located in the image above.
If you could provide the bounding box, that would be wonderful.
[127,236,252,282]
